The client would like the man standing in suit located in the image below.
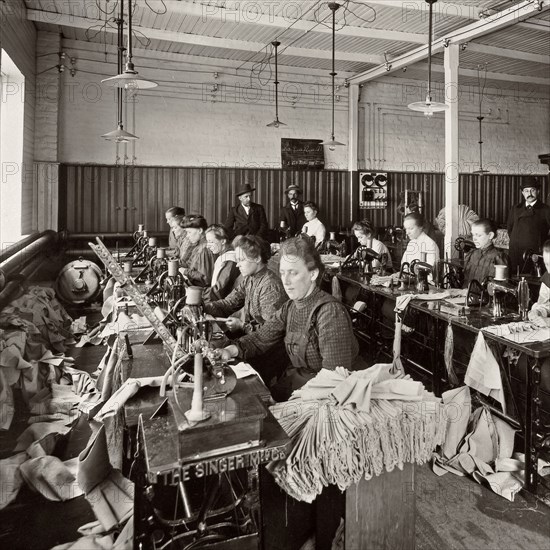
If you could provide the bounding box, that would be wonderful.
[225,183,269,240]
[507,177,550,274]
[279,184,306,237]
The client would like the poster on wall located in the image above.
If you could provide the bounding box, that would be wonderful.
[281,139,325,170]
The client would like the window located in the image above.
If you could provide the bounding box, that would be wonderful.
[0,48,25,248]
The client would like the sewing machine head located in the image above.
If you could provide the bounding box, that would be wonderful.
[522,249,545,277]
[454,237,475,260]
[486,279,518,319]
[433,259,464,289]
[409,259,432,292]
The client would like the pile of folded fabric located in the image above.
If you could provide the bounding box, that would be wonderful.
[268,364,446,502]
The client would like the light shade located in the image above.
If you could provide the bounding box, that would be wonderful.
[102,62,158,89]
[408,96,448,117]
[322,137,345,151]
[266,118,286,128]
[101,125,139,142]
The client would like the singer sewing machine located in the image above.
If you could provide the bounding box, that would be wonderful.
[484,277,530,320]
[455,236,475,261]
[322,232,347,256]
[398,260,432,292]
[522,249,545,277]
[342,246,389,278]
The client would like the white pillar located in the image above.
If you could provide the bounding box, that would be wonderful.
[444,44,460,260]
[348,83,359,220]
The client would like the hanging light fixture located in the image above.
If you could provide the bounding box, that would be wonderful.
[102,0,158,90]
[322,2,345,150]
[408,0,448,117]
[102,0,138,142]
[267,41,286,128]
[473,64,490,176]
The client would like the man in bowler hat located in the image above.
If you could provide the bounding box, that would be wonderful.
[279,184,306,237]
[507,177,550,273]
[224,183,269,240]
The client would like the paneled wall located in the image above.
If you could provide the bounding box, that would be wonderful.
[60,164,548,235]
[60,166,350,233]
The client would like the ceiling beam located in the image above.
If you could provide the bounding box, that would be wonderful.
[61,38,358,79]
[357,0,479,20]
[173,0,428,45]
[27,10,384,65]
[348,0,550,84]
[430,64,550,86]
[517,20,550,32]
[466,42,550,65]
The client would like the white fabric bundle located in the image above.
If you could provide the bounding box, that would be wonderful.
[268,365,446,502]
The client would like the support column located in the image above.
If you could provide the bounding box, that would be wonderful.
[444,44,460,260]
[348,83,360,221]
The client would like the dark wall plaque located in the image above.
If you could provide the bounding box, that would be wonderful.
[281,138,325,170]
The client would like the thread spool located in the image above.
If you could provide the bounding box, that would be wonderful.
[143,230,149,238]
[123,259,133,274]
[186,286,203,306]
[148,237,157,247]
[156,248,166,259]
[185,352,210,422]
[494,265,508,281]
[138,224,144,232]
[330,232,336,240]
[168,259,179,277]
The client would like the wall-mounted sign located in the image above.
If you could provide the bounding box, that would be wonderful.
[281,139,325,170]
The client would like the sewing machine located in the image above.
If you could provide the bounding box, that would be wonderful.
[485,277,530,320]
[522,249,545,277]
[398,259,432,292]
[323,231,348,256]
[342,246,389,278]
[455,237,475,261]
[433,259,464,289]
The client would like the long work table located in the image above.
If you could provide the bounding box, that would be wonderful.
[336,270,550,496]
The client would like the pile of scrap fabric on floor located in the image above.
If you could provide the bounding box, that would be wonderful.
[0,286,135,549]
[268,363,447,503]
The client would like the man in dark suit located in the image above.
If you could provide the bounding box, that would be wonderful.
[224,183,269,240]
[507,177,550,274]
[279,184,306,237]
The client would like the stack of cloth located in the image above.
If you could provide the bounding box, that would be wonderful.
[268,364,446,502]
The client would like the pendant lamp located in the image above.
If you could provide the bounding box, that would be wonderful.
[322,2,345,150]
[408,0,448,117]
[473,65,490,176]
[102,0,158,89]
[267,41,286,128]
[102,0,138,142]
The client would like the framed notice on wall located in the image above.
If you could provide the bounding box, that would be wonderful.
[281,139,325,170]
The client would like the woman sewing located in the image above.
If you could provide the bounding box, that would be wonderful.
[178,214,214,287]
[220,236,363,402]
[463,218,509,287]
[202,224,240,301]
[350,219,392,271]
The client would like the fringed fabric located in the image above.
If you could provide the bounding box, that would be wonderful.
[444,322,459,386]
[268,367,446,503]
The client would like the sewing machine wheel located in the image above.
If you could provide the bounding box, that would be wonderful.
[441,266,464,289]
[467,279,489,307]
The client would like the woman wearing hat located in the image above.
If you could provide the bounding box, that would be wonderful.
[280,184,306,236]
[224,183,269,240]
[507,177,550,273]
